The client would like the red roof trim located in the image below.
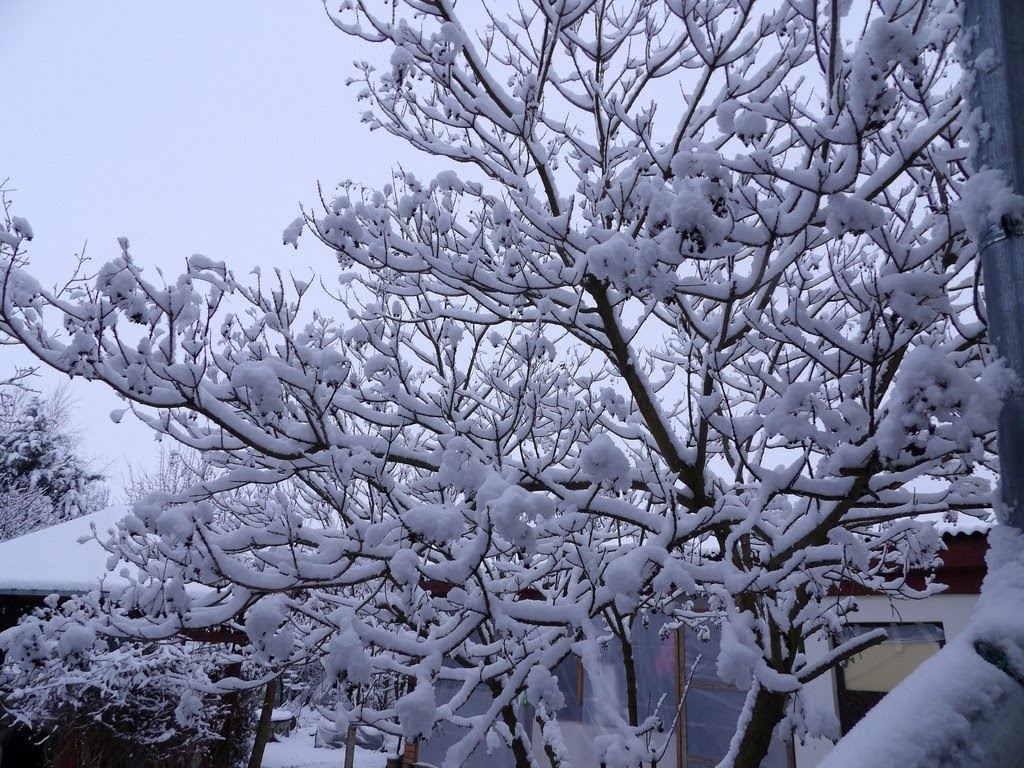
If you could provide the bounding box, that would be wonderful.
[833,531,989,597]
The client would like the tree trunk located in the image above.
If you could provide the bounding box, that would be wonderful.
[621,634,639,728]
[479,678,532,768]
[247,676,280,768]
[732,684,787,768]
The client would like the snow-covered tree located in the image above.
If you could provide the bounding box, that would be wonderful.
[0,390,107,541]
[0,1,999,766]
[121,444,216,506]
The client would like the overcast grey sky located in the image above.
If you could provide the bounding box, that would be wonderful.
[1,2,413,492]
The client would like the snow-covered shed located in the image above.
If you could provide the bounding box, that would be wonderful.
[0,506,127,598]
[0,507,248,768]
[0,506,128,637]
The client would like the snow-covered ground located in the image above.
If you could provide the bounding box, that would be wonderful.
[261,727,390,768]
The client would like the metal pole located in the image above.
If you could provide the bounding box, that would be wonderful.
[966,0,1024,531]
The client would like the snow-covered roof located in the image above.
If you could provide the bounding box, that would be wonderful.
[933,516,995,537]
[0,506,129,596]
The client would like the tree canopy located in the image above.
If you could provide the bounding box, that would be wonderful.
[0,1,999,766]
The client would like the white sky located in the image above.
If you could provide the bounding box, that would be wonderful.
[1,2,418,494]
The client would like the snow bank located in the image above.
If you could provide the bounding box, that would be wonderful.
[260,726,388,768]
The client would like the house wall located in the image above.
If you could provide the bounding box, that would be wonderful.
[795,592,979,767]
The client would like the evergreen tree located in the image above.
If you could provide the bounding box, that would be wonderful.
[0,393,107,540]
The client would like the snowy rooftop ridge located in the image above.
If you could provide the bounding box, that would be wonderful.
[924,510,995,537]
[0,505,130,596]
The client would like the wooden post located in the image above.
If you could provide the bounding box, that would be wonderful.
[247,676,279,768]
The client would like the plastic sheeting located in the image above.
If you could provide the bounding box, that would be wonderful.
[417,615,791,767]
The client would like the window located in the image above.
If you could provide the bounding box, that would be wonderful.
[551,653,584,722]
[834,622,945,734]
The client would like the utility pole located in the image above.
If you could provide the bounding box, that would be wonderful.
[968,0,1024,532]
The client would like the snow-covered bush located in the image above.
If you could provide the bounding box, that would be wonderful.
[0,596,236,768]
[0,2,995,766]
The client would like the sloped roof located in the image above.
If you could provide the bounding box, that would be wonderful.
[0,506,130,596]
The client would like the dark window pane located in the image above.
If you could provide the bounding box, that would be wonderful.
[683,623,723,683]
[632,617,680,727]
[418,679,520,768]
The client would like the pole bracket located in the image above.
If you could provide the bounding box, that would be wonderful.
[980,215,1024,253]
[976,639,1024,688]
